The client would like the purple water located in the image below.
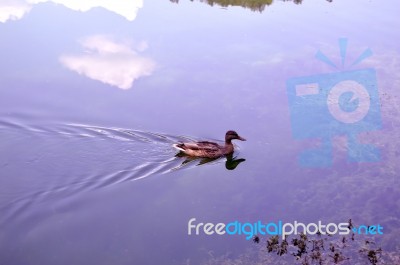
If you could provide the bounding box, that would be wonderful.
[0,1,399,264]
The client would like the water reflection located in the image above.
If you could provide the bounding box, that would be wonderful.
[175,152,246,170]
[0,0,142,23]
[0,1,31,22]
[60,35,155,90]
[169,0,332,12]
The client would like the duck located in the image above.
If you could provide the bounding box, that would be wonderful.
[173,130,246,158]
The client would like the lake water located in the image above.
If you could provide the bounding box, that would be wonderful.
[1,1,399,264]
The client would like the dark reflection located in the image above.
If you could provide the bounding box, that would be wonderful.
[225,153,246,170]
[170,0,333,12]
[175,152,246,170]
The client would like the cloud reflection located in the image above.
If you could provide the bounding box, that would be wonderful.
[60,35,156,90]
[0,0,143,23]
[0,1,31,23]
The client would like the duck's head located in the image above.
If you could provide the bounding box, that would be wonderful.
[225,130,246,143]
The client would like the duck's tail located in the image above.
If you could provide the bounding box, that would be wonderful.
[172,143,186,152]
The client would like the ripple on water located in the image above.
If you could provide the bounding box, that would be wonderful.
[0,115,231,226]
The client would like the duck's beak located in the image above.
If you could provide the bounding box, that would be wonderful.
[238,136,246,141]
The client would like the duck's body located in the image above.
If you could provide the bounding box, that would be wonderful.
[173,131,245,158]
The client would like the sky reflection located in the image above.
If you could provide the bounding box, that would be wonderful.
[60,35,155,90]
[0,0,142,23]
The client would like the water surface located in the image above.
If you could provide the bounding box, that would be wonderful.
[0,0,399,264]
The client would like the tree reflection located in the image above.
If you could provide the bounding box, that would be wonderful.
[170,0,333,12]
